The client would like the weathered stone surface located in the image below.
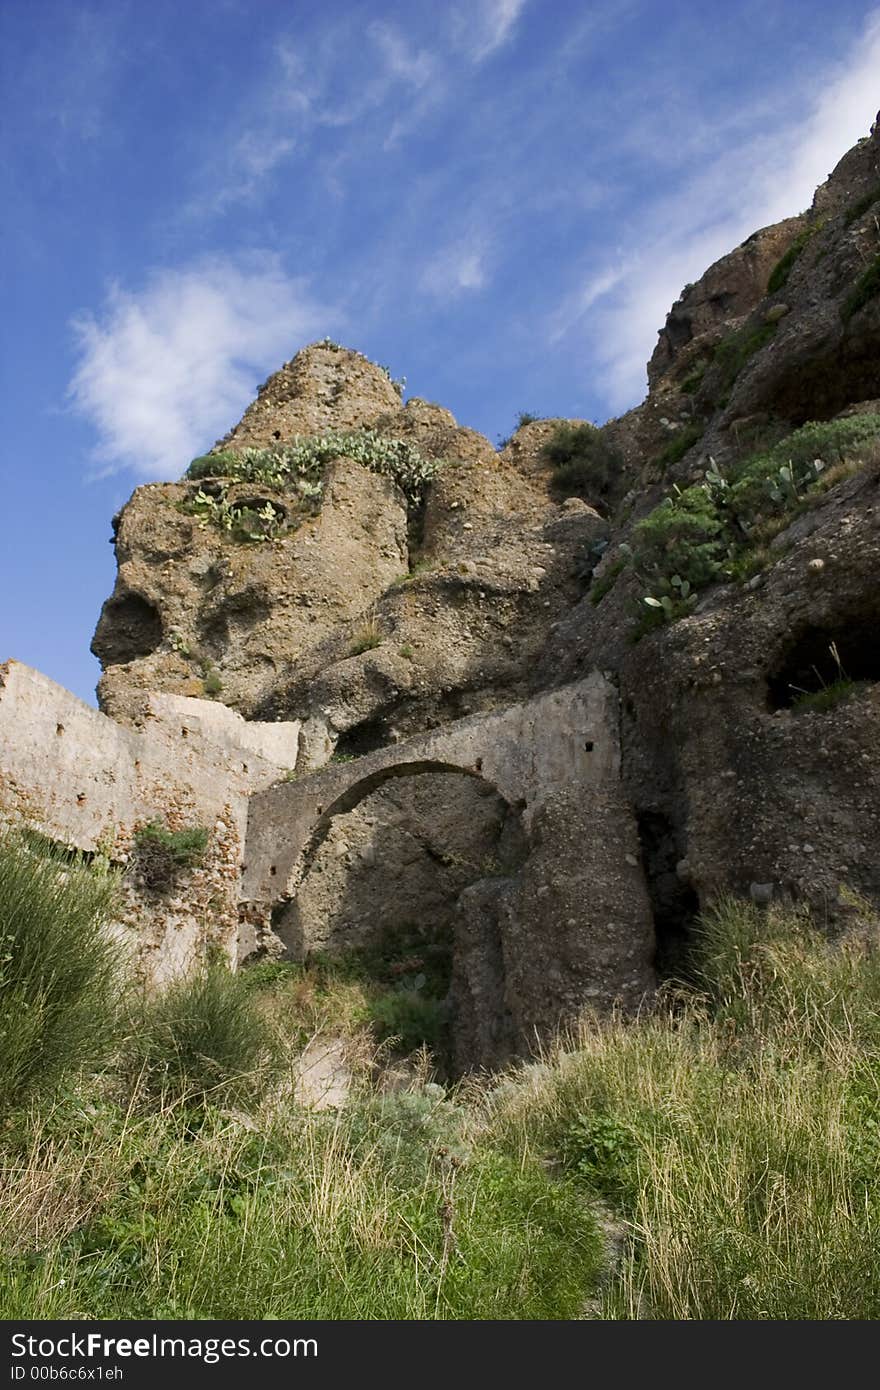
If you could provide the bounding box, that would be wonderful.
[0,661,300,984]
[244,676,656,1067]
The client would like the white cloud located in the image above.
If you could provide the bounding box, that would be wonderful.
[368,23,435,88]
[69,256,338,479]
[420,238,489,296]
[553,10,880,412]
[455,0,527,62]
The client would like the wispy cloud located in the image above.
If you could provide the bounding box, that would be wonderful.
[453,0,528,62]
[69,256,338,479]
[420,236,490,296]
[551,9,880,412]
[368,22,435,88]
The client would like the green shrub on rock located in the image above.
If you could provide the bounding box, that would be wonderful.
[541,423,623,505]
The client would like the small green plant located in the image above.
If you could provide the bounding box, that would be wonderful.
[131,822,209,894]
[186,451,240,481]
[378,364,406,395]
[589,556,627,605]
[186,489,287,543]
[678,360,711,395]
[542,423,623,504]
[124,960,277,1107]
[841,255,880,321]
[654,420,704,471]
[560,1110,641,1207]
[792,678,858,714]
[712,321,777,396]
[623,415,880,627]
[368,989,447,1054]
[202,668,223,697]
[0,830,121,1111]
[767,225,814,293]
[399,644,415,659]
[349,620,382,656]
[843,183,880,226]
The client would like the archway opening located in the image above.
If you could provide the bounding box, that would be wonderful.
[273,766,527,1073]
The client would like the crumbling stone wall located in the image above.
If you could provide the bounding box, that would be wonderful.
[243,676,656,1067]
[0,661,300,984]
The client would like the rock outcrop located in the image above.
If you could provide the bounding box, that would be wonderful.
[4,114,879,1070]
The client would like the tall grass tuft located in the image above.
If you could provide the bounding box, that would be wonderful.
[487,897,880,1319]
[123,959,279,1108]
[0,830,121,1112]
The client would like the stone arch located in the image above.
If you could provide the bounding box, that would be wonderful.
[290,758,498,892]
[271,759,529,1069]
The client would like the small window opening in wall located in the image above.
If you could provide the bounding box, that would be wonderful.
[76,793,86,804]
[181,727,189,738]
[584,740,594,752]
[272,430,281,440]
[56,724,64,736]
[242,763,249,774]
[270,865,277,876]
[475,757,483,772]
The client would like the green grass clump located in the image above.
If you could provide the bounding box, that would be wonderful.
[791,678,860,714]
[843,183,880,226]
[712,321,777,396]
[842,255,880,322]
[0,1089,601,1320]
[767,226,813,293]
[590,557,626,605]
[0,830,121,1112]
[131,821,209,894]
[489,897,880,1320]
[653,420,704,471]
[124,960,278,1108]
[349,621,383,656]
[541,423,623,505]
[185,451,240,481]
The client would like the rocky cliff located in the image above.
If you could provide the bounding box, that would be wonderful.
[19,113,880,1065]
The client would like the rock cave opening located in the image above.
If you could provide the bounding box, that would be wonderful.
[334,717,393,759]
[91,592,163,666]
[637,809,700,981]
[767,613,880,709]
[271,764,528,1073]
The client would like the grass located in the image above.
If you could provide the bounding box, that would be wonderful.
[843,183,880,226]
[3,834,880,1319]
[767,225,815,293]
[653,420,704,471]
[349,620,383,656]
[0,831,121,1112]
[122,960,279,1108]
[623,414,880,626]
[488,898,880,1319]
[131,821,209,894]
[791,677,861,714]
[842,255,880,322]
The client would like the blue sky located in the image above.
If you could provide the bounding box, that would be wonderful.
[2,0,879,705]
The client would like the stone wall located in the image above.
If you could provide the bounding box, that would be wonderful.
[243,675,656,1067]
[0,661,300,984]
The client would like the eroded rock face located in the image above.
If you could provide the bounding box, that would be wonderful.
[93,346,611,745]
[76,111,880,1063]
